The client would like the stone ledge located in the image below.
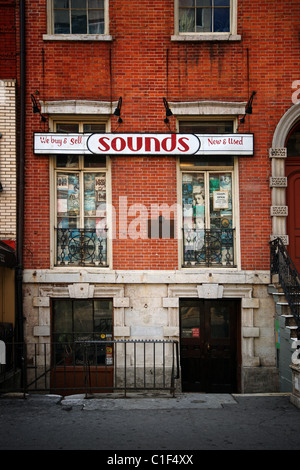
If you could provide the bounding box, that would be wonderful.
[23,269,271,285]
[171,34,241,42]
[41,99,117,115]
[162,298,179,308]
[114,327,130,337]
[163,327,179,337]
[242,298,259,309]
[131,326,163,338]
[33,297,50,307]
[43,34,113,41]
[197,284,224,299]
[113,297,130,308]
[33,326,50,337]
[242,327,260,338]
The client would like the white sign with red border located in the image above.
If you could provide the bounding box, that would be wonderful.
[34,133,254,156]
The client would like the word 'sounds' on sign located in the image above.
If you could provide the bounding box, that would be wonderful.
[87,133,200,155]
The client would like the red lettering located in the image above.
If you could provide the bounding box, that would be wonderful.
[93,134,197,154]
[111,137,126,152]
[145,137,160,152]
[70,136,82,145]
[161,134,177,152]
[178,137,190,152]
[127,136,143,152]
[208,138,221,145]
[98,136,110,152]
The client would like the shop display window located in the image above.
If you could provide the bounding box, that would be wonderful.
[180,120,236,267]
[54,122,108,267]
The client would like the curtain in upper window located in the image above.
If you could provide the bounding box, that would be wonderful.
[179,0,230,33]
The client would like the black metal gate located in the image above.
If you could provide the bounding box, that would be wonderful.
[0,340,180,397]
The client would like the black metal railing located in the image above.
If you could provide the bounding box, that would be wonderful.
[56,228,108,266]
[270,237,300,339]
[0,340,180,397]
[183,228,235,267]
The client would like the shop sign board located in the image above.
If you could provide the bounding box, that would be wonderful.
[34,133,254,156]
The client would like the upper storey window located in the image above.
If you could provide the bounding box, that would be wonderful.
[53,0,105,34]
[44,0,112,39]
[172,0,240,41]
[179,0,230,33]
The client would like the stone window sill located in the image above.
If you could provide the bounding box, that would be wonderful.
[171,33,241,42]
[43,34,113,41]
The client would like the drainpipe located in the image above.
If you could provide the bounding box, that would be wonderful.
[16,0,25,354]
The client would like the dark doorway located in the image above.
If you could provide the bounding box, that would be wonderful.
[180,299,240,393]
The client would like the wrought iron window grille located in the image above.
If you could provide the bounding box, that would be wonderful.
[183,228,235,267]
[56,227,108,267]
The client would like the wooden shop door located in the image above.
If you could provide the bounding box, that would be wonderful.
[180,299,240,393]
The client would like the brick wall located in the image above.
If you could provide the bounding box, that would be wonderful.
[23,0,300,271]
[0,80,16,242]
[0,0,17,79]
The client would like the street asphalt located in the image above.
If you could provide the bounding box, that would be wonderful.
[0,391,299,457]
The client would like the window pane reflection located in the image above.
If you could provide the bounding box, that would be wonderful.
[210,306,230,338]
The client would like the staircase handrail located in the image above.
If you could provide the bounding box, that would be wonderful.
[270,237,300,339]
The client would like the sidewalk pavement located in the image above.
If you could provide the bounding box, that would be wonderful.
[60,391,239,410]
[0,391,299,451]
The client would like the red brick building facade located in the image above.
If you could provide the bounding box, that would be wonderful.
[20,0,300,393]
[0,0,18,355]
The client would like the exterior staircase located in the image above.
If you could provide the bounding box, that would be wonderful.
[269,238,300,392]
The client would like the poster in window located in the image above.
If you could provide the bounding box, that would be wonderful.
[97,191,106,202]
[193,187,205,206]
[95,175,106,209]
[213,190,229,210]
[84,195,96,214]
[182,174,193,183]
[67,174,80,217]
[220,174,231,190]
[57,174,68,216]
[84,173,95,192]
[57,198,68,215]
[57,174,68,190]
[182,183,193,196]
[84,174,96,215]
[68,191,80,215]
[209,175,220,192]
[221,216,232,228]
[95,175,106,192]
[68,174,79,192]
